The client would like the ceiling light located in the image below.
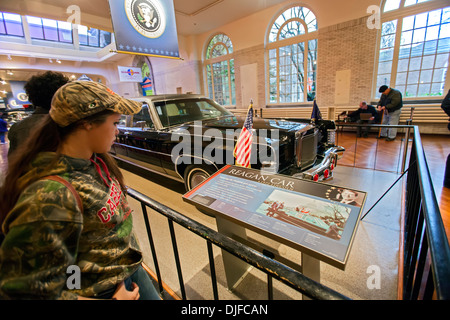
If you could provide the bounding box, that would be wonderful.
[49,58,53,63]
[7,54,12,60]
[7,71,13,75]
[0,79,6,85]
[56,59,61,64]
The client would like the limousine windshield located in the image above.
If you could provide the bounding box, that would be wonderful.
[154,98,234,128]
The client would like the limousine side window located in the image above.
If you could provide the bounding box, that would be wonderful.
[131,104,154,129]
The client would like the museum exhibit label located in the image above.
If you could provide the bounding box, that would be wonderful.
[183,165,366,269]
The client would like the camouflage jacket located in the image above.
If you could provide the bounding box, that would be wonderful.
[0,152,142,300]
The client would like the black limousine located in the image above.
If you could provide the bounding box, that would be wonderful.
[110,94,345,191]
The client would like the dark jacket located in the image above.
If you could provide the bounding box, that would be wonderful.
[348,105,380,123]
[7,107,49,156]
[441,89,450,130]
[377,88,403,113]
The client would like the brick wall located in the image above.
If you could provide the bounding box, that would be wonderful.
[317,16,378,108]
[228,15,379,110]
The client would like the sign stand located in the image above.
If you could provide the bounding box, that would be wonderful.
[216,217,252,291]
[183,165,366,295]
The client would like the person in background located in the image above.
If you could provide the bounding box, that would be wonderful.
[0,81,159,300]
[346,101,379,138]
[0,113,8,144]
[7,71,69,156]
[441,89,450,188]
[377,85,403,141]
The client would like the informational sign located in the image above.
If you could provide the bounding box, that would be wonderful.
[183,165,366,269]
[109,0,180,59]
[118,66,144,82]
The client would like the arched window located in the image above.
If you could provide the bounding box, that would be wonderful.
[375,0,449,99]
[204,33,235,106]
[266,6,318,104]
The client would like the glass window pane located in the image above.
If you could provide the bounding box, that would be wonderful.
[396,72,407,85]
[408,70,420,83]
[411,43,424,57]
[433,68,447,82]
[378,61,393,74]
[435,53,449,68]
[440,23,450,39]
[88,28,99,46]
[397,59,410,72]
[409,57,422,71]
[403,16,415,31]
[380,48,394,61]
[100,30,112,47]
[0,14,5,34]
[424,40,437,55]
[426,25,440,41]
[382,20,397,35]
[381,34,396,48]
[384,0,401,12]
[438,38,450,53]
[420,69,433,82]
[58,21,72,43]
[42,18,58,41]
[412,28,425,43]
[399,45,411,59]
[415,13,428,29]
[431,82,444,95]
[3,12,24,36]
[428,9,442,26]
[422,55,436,69]
[78,25,88,45]
[401,30,413,45]
[26,16,44,39]
[406,84,418,97]
[443,7,450,24]
[418,83,431,96]
[404,0,417,7]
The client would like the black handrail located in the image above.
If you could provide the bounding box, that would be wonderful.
[404,128,450,299]
[126,188,350,300]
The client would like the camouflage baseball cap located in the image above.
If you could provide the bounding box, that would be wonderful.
[50,81,142,127]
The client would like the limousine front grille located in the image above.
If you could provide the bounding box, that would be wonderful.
[295,129,318,169]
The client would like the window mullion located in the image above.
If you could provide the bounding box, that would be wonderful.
[391,18,402,88]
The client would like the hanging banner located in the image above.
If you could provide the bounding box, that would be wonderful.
[140,76,154,95]
[9,81,30,105]
[109,0,180,59]
[118,66,144,82]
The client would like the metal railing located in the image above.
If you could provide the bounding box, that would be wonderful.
[127,188,350,300]
[403,128,450,300]
[335,123,414,174]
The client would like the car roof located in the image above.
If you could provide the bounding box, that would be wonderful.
[129,94,206,103]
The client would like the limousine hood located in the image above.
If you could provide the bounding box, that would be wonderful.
[197,115,314,134]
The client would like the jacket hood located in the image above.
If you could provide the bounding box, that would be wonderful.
[18,152,105,188]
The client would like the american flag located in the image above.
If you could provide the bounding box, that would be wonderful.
[234,104,254,168]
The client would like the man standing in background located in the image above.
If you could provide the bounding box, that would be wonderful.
[377,85,403,141]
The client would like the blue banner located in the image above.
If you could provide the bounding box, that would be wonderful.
[9,81,30,105]
[109,0,180,59]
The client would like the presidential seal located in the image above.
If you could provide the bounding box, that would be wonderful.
[125,0,166,38]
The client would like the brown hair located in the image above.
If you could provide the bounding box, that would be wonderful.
[0,111,125,229]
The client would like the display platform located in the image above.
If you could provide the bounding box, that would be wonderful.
[183,165,366,270]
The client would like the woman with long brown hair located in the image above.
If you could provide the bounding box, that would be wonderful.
[0,81,159,300]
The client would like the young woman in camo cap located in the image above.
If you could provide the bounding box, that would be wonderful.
[0,80,160,300]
